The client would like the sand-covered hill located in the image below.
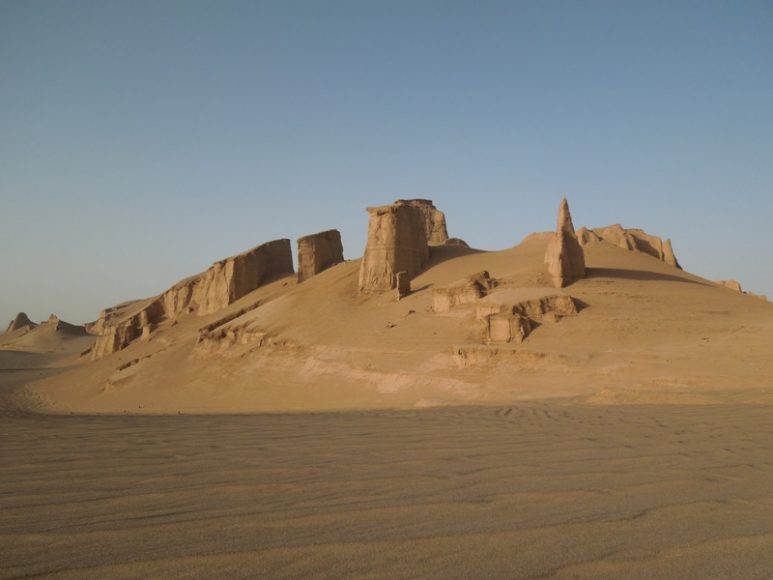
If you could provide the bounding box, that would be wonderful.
[15,199,772,414]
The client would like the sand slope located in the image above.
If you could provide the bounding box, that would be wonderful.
[22,236,773,413]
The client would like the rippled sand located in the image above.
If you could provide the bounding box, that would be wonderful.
[3,389,773,578]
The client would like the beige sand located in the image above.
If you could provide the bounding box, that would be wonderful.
[2,371,773,578]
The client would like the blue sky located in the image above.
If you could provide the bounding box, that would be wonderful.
[2,0,772,324]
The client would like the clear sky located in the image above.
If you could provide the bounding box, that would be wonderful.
[2,0,772,325]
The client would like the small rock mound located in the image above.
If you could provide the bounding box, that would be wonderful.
[716,280,743,293]
[476,288,578,344]
[433,271,497,313]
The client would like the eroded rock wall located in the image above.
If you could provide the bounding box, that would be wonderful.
[91,239,293,359]
[297,229,344,283]
[579,225,682,269]
[359,203,429,293]
[394,199,449,245]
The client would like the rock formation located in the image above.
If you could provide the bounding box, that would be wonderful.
[433,271,497,313]
[578,225,682,269]
[297,229,344,283]
[475,289,578,344]
[544,198,586,288]
[5,312,36,333]
[716,280,743,293]
[394,199,449,245]
[92,238,293,359]
[444,237,469,247]
[358,202,430,293]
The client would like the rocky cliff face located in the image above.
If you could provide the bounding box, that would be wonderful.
[394,199,449,245]
[297,230,344,283]
[544,198,586,288]
[358,202,430,293]
[578,225,682,269]
[5,312,36,333]
[91,239,293,359]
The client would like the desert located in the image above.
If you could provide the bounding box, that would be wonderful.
[3,197,773,578]
[3,2,773,578]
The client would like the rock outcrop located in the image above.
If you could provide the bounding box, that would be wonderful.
[544,198,586,288]
[433,271,497,313]
[475,289,578,344]
[359,202,430,293]
[297,229,344,283]
[5,312,36,333]
[578,225,682,269]
[715,280,769,302]
[92,239,293,359]
[444,237,469,247]
[394,199,449,245]
[716,280,743,293]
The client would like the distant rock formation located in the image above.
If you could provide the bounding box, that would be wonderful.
[5,312,37,333]
[716,279,743,293]
[544,198,586,288]
[92,239,293,359]
[577,224,682,269]
[359,201,430,293]
[394,199,449,245]
[715,280,769,302]
[444,237,469,247]
[297,229,344,283]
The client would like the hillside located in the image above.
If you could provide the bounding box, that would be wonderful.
[23,224,773,413]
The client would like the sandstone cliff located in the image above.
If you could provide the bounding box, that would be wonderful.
[91,239,293,359]
[544,198,586,288]
[297,230,344,283]
[578,224,682,269]
[359,202,430,293]
[394,199,449,245]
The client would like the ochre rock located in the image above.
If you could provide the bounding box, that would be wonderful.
[475,288,578,344]
[544,198,586,288]
[444,237,469,247]
[579,224,682,269]
[716,280,743,293]
[432,271,496,313]
[394,199,449,245]
[297,229,344,283]
[358,202,430,293]
[5,312,36,333]
[92,239,293,359]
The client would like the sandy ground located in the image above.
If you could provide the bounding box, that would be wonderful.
[2,352,773,578]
